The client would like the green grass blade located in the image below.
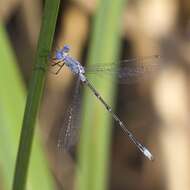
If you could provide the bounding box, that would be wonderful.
[12,0,60,190]
[0,24,55,190]
[78,0,126,190]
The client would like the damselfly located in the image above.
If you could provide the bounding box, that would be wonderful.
[51,45,160,161]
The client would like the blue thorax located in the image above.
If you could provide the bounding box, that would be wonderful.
[55,45,71,60]
[55,45,85,76]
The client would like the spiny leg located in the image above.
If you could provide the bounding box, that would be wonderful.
[83,79,154,161]
[55,62,65,75]
[51,59,64,67]
[50,58,65,74]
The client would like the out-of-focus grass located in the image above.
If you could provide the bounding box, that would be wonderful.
[0,25,55,190]
[78,0,125,190]
[11,0,60,189]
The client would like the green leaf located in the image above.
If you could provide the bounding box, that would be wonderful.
[78,0,126,190]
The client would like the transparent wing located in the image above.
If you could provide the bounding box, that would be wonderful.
[57,77,81,152]
[86,55,160,71]
[86,55,161,84]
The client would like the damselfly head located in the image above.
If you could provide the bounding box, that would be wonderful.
[62,45,70,53]
[55,45,70,60]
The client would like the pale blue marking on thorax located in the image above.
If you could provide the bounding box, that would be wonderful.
[64,56,79,74]
[64,55,86,81]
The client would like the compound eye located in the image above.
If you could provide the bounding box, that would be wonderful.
[55,51,63,60]
[63,45,70,53]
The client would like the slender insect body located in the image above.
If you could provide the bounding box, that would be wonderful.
[84,79,153,160]
[53,44,155,161]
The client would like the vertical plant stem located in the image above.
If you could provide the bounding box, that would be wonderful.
[12,1,60,190]
[78,0,125,190]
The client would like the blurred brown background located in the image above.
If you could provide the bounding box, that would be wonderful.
[1,0,190,190]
